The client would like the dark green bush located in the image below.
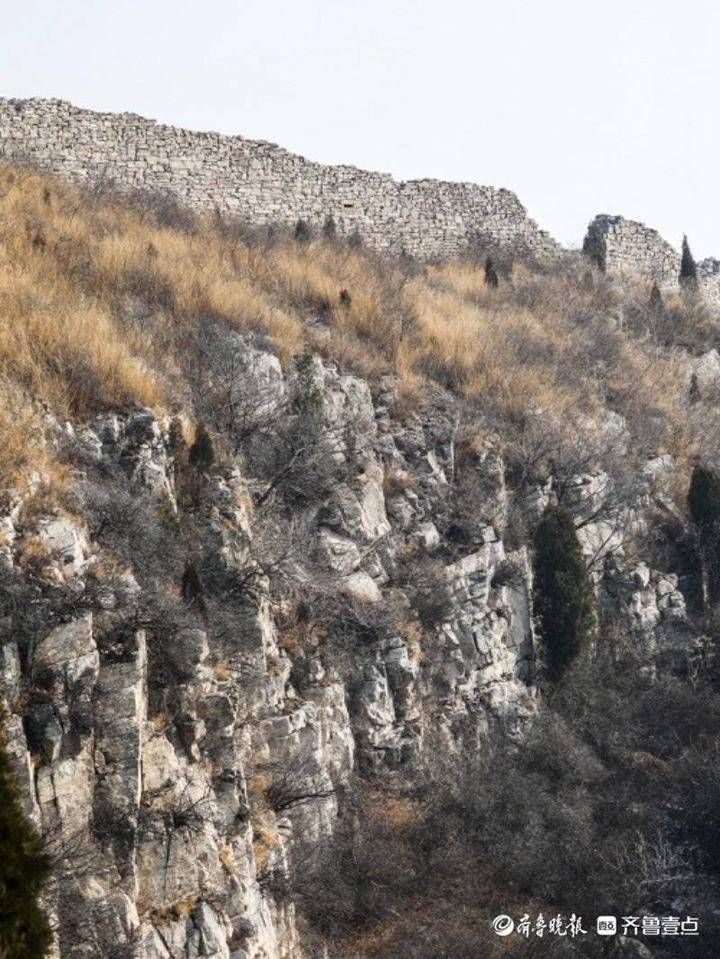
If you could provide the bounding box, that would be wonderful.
[294,219,312,243]
[322,215,337,240]
[484,256,499,289]
[649,280,663,310]
[188,421,215,473]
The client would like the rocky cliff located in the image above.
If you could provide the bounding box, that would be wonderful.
[1,343,707,959]
[2,163,720,959]
[0,352,527,957]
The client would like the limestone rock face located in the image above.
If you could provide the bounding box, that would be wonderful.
[690,348,720,395]
[32,614,98,691]
[0,352,699,959]
[36,515,90,579]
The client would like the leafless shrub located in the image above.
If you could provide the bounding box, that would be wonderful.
[393,553,453,628]
[129,188,199,232]
[293,792,418,939]
[76,478,183,584]
[264,750,337,816]
[490,557,525,589]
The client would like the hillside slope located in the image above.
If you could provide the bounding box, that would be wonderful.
[1,166,720,959]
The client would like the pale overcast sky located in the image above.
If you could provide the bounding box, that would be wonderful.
[1,0,718,257]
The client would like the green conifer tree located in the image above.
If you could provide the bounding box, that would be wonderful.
[532,505,594,681]
[688,464,720,605]
[484,256,499,289]
[181,560,207,617]
[188,421,215,473]
[0,712,52,959]
[680,234,698,287]
[322,216,337,240]
[294,219,311,243]
[649,281,663,311]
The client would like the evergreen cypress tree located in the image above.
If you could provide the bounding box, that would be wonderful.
[688,464,720,605]
[322,215,337,240]
[532,505,593,682]
[689,372,700,405]
[0,712,52,959]
[680,235,698,287]
[649,281,663,311]
[294,219,311,243]
[484,256,499,289]
[581,268,595,293]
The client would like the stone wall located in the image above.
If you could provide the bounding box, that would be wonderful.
[583,215,681,287]
[699,258,720,309]
[3,97,718,307]
[584,214,720,308]
[0,97,560,260]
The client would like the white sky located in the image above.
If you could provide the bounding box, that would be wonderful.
[2,0,718,257]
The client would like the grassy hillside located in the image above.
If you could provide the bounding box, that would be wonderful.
[0,162,718,497]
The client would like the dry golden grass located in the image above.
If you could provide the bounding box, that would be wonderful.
[218,844,237,875]
[252,820,280,871]
[147,894,199,925]
[248,770,272,805]
[367,789,422,828]
[0,385,48,489]
[397,617,424,663]
[0,162,706,496]
[0,173,160,417]
[211,660,232,682]
[15,534,48,571]
[399,277,582,414]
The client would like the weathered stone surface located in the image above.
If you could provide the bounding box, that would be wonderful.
[584,214,720,310]
[32,613,98,691]
[610,938,654,959]
[584,215,681,287]
[0,98,561,262]
[36,515,89,578]
[691,348,720,392]
[1,350,706,959]
[168,628,210,678]
[341,571,382,603]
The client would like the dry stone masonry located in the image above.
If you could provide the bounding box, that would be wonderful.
[583,215,681,286]
[0,97,560,260]
[0,97,718,308]
[584,214,720,308]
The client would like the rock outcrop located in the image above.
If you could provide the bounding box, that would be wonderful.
[0,341,707,958]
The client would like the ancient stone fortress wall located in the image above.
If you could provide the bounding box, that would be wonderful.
[2,98,717,309]
[0,97,560,260]
[699,259,720,309]
[584,214,720,308]
[583,215,681,286]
